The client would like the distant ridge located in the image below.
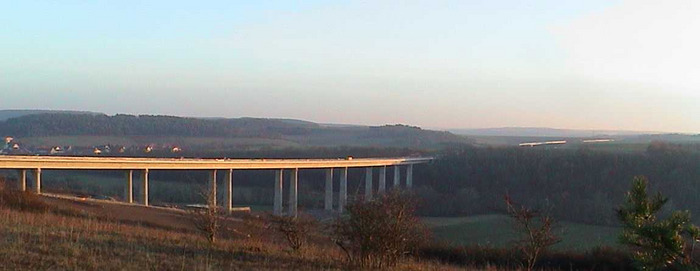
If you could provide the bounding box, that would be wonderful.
[0,109,101,121]
[450,127,660,137]
[0,111,471,149]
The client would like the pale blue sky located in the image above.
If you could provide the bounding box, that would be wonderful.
[2,1,698,132]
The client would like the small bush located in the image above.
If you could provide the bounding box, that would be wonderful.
[332,191,429,268]
[271,214,317,253]
[418,244,518,268]
[0,178,50,213]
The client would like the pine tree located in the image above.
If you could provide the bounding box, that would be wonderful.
[617,176,698,270]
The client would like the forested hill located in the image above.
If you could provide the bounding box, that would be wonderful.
[0,114,320,137]
[0,113,470,149]
[0,109,100,121]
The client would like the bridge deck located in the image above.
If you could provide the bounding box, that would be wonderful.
[0,155,432,170]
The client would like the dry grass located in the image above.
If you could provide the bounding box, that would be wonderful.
[0,191,462,270]
[0,207,347,270]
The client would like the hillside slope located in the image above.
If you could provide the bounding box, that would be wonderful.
[0,195,456,270]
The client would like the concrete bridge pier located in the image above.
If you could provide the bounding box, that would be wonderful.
[33,168,41,194]
[289,168,298,217]
[338,167,348,213]
[225,169,233,213]
[364,167,373,201]
[406,164,413,188]
[125,170,134,203]
[209,170,217,207]
[141,169,149,206]
[17,169,26,191]
[393,166,401,188]
[324,168,333,211]
[273,169,283,215]
[378,166,386,193]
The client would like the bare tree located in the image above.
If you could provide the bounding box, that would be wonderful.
[271,214,316,253]
[190,187,220,244]
[505,195,560,271]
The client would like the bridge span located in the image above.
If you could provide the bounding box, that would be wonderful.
[0,155,432,216]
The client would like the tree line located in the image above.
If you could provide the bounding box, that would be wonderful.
[413,142,700,226]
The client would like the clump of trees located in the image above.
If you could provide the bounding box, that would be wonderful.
[332,191,428,269]
[505,195,561,271]
[617,176,700,269]
[415,143,700,225]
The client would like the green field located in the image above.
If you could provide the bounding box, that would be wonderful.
[424,215,620,251]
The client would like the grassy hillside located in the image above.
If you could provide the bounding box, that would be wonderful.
[425,215,620,251]
[0,181,639,270]
[0,195,456,270]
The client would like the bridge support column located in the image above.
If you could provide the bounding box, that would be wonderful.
[378,166,386,193]
[364,168,373,201]
[17,169,26,191]
[393,166,401,188]
[324,168,333,211]
[406,164,413,189]
[125,170,133,203]
[142,169,149,206]
[339,167,348,213]
[209,170,217,207]
[289,168,298,217]
[225,169,233,213]
[273,169,283,216]
[33,168,41,194]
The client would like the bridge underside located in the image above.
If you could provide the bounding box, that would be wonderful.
[1,156,430,217]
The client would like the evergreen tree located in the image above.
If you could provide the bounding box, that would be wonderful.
[617,176,699,270]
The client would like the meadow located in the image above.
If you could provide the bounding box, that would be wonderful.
[424,215,620,251]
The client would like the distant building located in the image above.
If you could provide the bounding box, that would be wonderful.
[171,147,182,153]
[50,146,64,155]
[3,136,13,151]
[144,146,153,153]
[93,148,102,155]
[12,143,19,150]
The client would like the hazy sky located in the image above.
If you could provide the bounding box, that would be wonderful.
[1,1,699,132]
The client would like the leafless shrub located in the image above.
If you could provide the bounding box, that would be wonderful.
[504,195,561,271]
[189,187,220,244]
[332,190,428,269]
[271,214,317,253]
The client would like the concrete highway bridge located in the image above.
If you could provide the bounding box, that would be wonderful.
[0,155,432,217]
